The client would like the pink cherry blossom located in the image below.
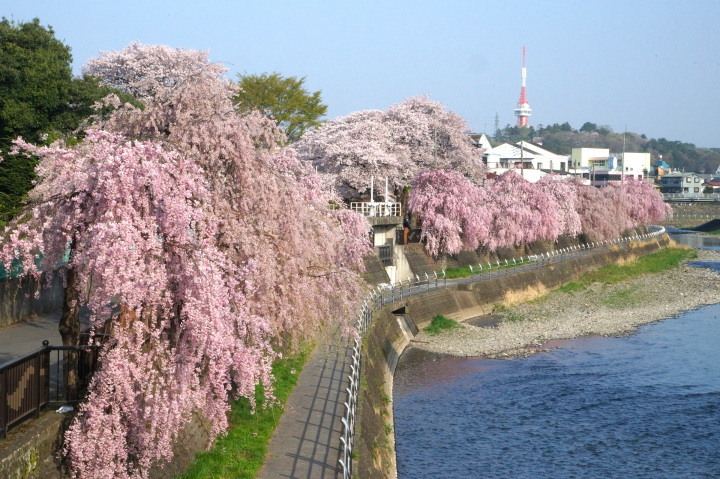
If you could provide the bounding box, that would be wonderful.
[296,96,485,200]
[3,42,371,478]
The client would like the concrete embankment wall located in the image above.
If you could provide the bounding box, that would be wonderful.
[354,235,670,479]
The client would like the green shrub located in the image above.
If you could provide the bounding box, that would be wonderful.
[424,315,462,335]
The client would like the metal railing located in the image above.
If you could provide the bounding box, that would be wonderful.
[0,341,104,438]
[662,193,720,201]
[337,225,666,478]
[350,202,402,218]
[664,214,715,220]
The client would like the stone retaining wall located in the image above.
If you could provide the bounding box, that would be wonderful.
[0,407,212,479]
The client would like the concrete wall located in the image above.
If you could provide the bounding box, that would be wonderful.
[0,273,64,328]
[355,235,670,478]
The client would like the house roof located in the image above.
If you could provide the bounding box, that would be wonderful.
[539,169,571,176]
[486,143,534,159]
[519,141,565,157]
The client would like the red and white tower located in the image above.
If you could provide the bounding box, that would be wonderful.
[514,46,532,126]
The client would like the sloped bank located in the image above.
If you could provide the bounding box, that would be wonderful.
[354,235,671,479]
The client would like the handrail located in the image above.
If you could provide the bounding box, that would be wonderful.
[349,201,402,218]
[337,225,666,478]
[1,342,104,438]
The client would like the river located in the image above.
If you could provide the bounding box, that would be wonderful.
[393,234,720,478]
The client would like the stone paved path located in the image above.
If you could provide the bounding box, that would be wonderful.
[258,341,351,479]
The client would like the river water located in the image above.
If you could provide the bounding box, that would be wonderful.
[393,235,720,479]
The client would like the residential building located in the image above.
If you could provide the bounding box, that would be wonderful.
[570,148,610,169]
[570,148,648,186]
[658,172,705,195]
[484,141,568,182]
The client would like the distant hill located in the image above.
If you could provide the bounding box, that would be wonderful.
[492,122,720,174]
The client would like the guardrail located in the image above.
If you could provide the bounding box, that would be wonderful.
[337,226,666,478]
[0,341,104,438]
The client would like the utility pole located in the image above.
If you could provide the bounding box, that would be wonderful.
[621,125,626,184]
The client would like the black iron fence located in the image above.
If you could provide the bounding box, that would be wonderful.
[0,340,104,438]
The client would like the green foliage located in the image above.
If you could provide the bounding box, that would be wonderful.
[0,17,135,223]
[580,122,597,133]
[444,266,472,278]
[424,315,462,335]
[179,348,309,479]
[557,247,696,293]
[601,285,643,309]
[234,72,327,143]
[0,17,73,146]
[492,303,508,313]
[504,311,526,322]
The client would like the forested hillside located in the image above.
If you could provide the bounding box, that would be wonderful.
[495,122,720,174]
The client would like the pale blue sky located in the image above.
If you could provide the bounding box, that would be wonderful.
[5,0,720,147]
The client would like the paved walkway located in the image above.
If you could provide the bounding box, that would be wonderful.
[258,340,351,479]
[0,311,63,364]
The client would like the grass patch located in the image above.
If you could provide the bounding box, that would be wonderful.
[492,303,508,313]
[504,311,526,323]
[444,261,525,279]
[557,247,696,293]
[424,315,462,335]
[601,285,643,309]
[444,266,472,279]
[179,348,310,479]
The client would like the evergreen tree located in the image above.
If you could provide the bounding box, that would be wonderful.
[0,18,131,222]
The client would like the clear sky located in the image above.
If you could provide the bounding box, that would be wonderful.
[5,0,720,147]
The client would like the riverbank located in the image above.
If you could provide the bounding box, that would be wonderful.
[408,247,720,359]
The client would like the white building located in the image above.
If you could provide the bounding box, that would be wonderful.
[619,152,651,176]
[570,148,649,186]
[484,141,569,182]
[570,148,611,169]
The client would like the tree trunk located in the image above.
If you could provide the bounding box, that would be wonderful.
[59,265,80,401]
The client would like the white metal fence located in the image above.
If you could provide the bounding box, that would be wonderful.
[349,202,402,218]
[337,226,667,478]
[662,193,720,201]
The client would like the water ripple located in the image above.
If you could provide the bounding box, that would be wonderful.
[394,304,720,478]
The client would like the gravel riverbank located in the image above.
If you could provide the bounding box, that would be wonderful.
[410,248,720,359]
